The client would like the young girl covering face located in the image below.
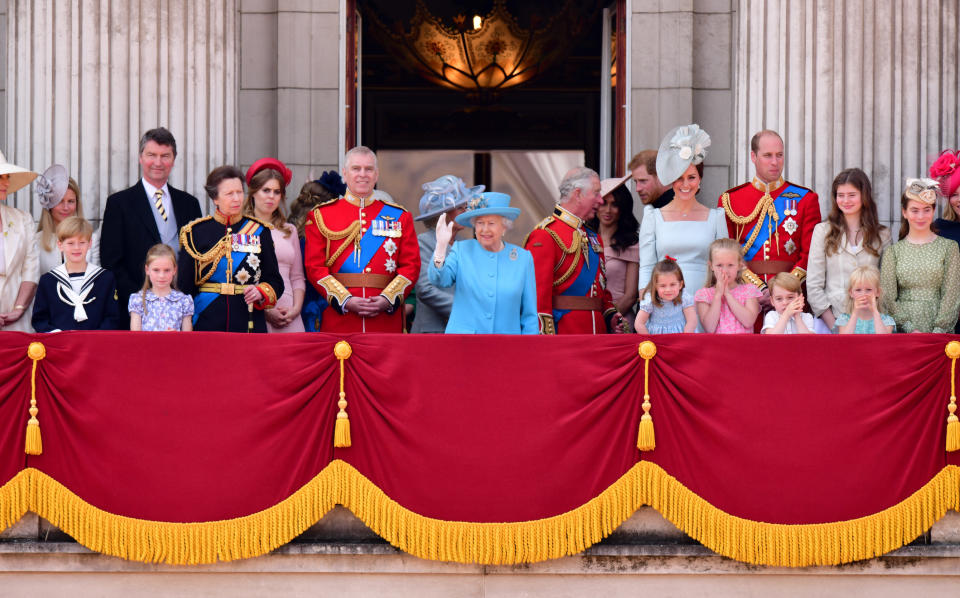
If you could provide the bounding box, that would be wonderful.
[694,238,761,334]
[836,265,894,334]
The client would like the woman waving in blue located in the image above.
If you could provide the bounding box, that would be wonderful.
[429,192,538,334]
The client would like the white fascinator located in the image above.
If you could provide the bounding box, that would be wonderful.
[655,124,711,186]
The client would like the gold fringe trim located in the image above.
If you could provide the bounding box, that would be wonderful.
[0,462,958,567]
[0,471,31,534]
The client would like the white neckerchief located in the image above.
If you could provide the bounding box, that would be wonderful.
[50,264,104,322]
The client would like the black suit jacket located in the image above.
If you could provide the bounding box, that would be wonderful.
[99,181,202,327]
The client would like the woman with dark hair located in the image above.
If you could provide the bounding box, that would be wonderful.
[880,178,960,333]
[588,176,640,318]
[177,165,283,332]
[287,171,345,331]
[242,158,304,333]
[638,124,728,302]
[806,168,890,330]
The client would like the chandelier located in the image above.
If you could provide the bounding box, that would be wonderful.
[368,0,592,97]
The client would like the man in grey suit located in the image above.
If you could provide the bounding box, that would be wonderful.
[410,175,482,333]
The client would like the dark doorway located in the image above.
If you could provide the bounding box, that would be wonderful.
[358,1,606,176]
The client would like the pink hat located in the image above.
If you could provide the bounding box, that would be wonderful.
[246,158,292,187]
[929,150,960,198]
[600,173,631,198]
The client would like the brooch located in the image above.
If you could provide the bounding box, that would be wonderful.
[782,217,798,235]
[385,258,397,273]
[784,239,797,255]
[509,247,518,261]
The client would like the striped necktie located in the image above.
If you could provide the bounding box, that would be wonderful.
[154,189,167,221]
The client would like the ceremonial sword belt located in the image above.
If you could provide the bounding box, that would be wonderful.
[553,296,603,311]
[199,283,252,295]
[332,273,392,290]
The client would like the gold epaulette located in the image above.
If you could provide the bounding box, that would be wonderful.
[245,214,273,229]
[178,215,214,254]
[522,215,557,246]
[376,196,406,210]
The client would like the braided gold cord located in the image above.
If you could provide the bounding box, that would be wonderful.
[546,228,583,287]
[311,210,363,268]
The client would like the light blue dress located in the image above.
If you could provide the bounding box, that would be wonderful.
[638,206,729,296]
[638,290,694,334]
[429,239,539,334]
[835,312,897,334]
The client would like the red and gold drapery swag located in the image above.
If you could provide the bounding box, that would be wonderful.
[1,332,960,567]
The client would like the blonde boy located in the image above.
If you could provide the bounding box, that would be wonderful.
[31,217,119,331]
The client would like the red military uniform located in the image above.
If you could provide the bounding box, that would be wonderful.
[524,205,617,334]
[719,176,821,289]
[305,192,420,333]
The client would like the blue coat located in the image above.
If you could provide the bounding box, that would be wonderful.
[429,239,538,334]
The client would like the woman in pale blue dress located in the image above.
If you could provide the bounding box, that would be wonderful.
[429,192,538,334]
[638,124,728,298]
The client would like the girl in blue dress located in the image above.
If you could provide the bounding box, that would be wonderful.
[635,258,697,334]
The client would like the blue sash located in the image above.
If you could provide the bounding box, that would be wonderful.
[193,221,265,324]
[742,185,809,261]
[553,230,601,322]
[338,204,403,273]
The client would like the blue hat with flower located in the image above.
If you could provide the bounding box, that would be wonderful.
[314,170,346,197]
[454,192,521,227]
[415,175,484,222]
[656,124,711,186]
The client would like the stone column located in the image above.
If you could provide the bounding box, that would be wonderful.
[6,0,238,221]
[630,0,737,205]
[239,0,341,194]
[735,0,959,227]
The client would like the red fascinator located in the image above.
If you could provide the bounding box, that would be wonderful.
[246,157,293,187]
[930,150,960,198]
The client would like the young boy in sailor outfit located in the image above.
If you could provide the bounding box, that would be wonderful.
[32,216,119,332]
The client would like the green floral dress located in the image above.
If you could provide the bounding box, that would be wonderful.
[879,236,960,333]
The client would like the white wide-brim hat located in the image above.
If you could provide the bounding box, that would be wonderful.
[0,150,37,194]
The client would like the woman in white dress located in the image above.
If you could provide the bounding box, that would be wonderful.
[0,151,39,332]
[638,124,728,298]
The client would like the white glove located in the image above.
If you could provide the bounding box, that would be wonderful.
[433,213,455,266]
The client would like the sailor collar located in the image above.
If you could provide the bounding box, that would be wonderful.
[553,205,584,230]
[751,176,786,194]
[213,210,243,226]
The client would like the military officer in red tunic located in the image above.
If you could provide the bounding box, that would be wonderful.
[304,147,419,333]
[524,167,623,334]
[719,130,821,294]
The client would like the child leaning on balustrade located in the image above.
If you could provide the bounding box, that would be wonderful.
[835,265,895,334]
[761,273,816,334]
[694,238,761,334]
[634,257,697,334]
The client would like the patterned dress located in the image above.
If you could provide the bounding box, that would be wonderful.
[128,289,194,331]
[638,289,694,334]
[693,284,762,334]
[879,236,960,333]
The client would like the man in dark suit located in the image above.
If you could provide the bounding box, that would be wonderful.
[100,127,202,328]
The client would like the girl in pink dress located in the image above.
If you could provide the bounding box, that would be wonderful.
[243,158,306,333]
[694,238,761,333]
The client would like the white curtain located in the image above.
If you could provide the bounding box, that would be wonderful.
[490,151,584,246]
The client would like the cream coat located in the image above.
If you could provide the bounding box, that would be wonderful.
[806,221,891,319]
[0,203,39,331]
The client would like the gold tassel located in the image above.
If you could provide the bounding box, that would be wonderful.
[24,342,46,455]
[334,340,353,448]
[637,341,657,451]
[945,342,960,451]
